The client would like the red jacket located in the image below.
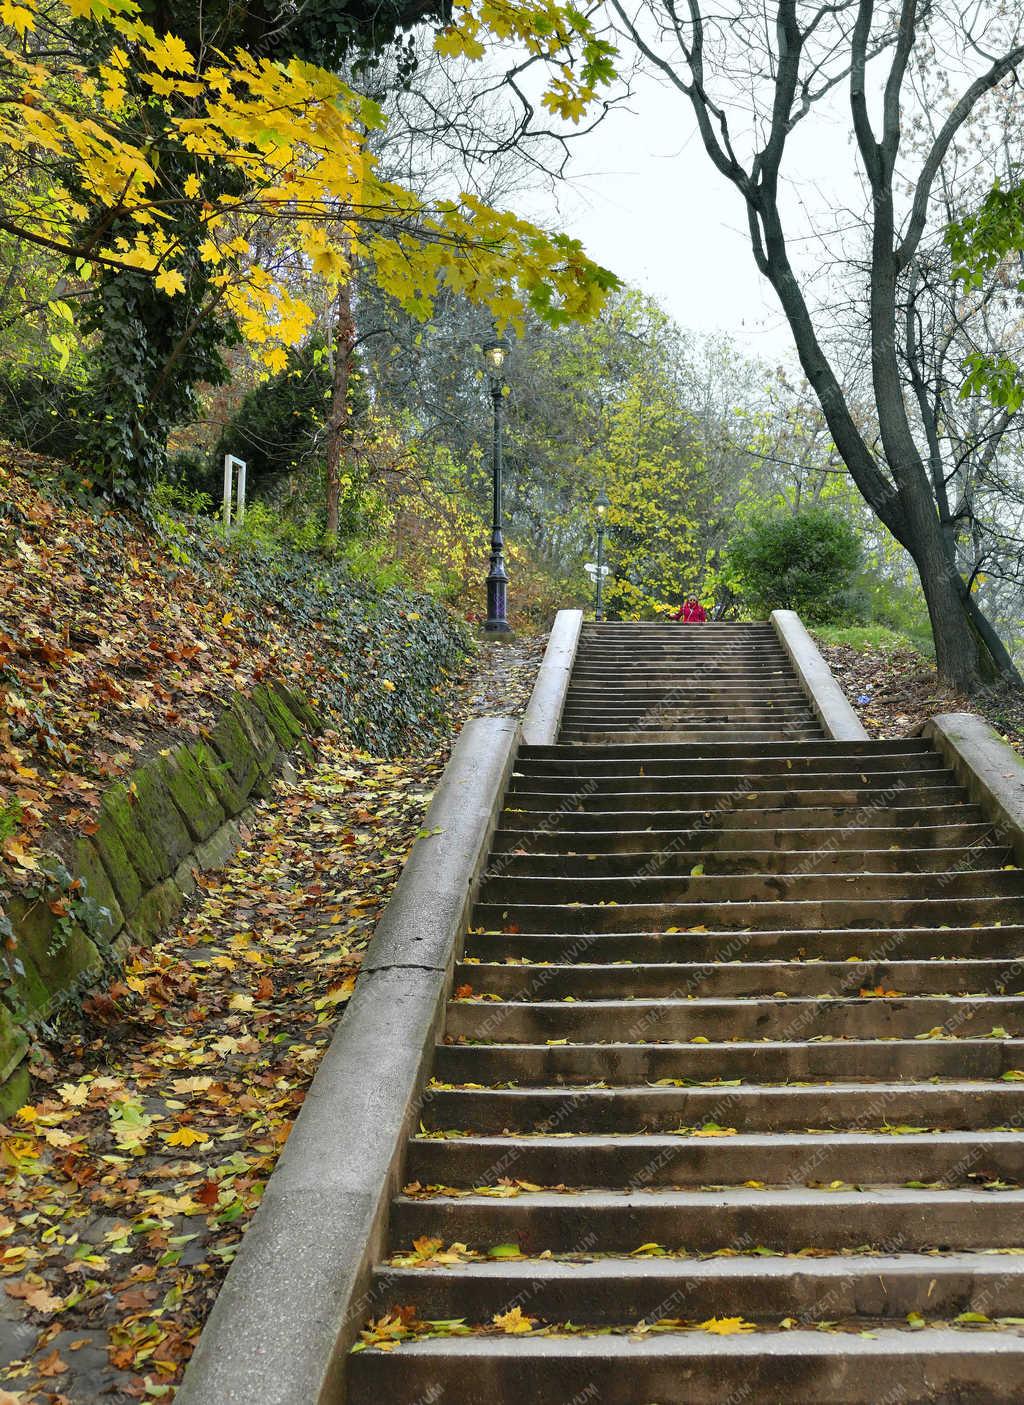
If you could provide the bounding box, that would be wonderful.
[673,599,707,623]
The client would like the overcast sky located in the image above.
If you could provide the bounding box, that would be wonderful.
[523,67,867,365]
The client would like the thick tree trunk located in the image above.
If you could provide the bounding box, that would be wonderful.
[325,280,355,541]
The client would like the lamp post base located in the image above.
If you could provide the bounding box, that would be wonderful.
[485,550,510,634]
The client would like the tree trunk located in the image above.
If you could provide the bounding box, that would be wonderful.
[325,279,355,542]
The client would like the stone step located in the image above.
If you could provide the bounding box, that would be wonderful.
[519,740,934,759]
[405,1128,1024,1189]
[487,845,1008,877]
[490,822,995,855]
[514,753,946,777]
[471,893,1024,934]
[495,803,984,833]
[565,671,802,685]
[560,707,818,722]
[508,766,951,792]
[477,868,1021,906]
[503,784,966,812]
[433,1036,1024,1085]
[349,1327,1024,1405]
[558,729,825,744]
[421,1080,1024,1134]
[444,995,1024,1044]
[567,677,797,688]
[367,1254,1024,1324]
[452,957,1024,1000]
[465,924,1024,963]
[388,1186,1024,1253]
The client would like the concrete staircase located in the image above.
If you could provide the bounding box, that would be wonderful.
[348,622,1024,1402]
[559,621,822,743]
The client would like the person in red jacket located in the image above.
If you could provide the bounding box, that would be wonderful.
[672,596,708,622]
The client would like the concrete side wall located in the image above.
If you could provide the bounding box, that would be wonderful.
[923,713,1024,868]
[521,609,583,746]
[0,683,320,1118]
[770,610,869,742]
[176,715,520,1405]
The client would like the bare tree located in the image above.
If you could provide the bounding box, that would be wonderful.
[606,0,1024,687]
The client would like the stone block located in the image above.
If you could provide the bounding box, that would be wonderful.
[0,941,51,1025]
[0,1060,30,1122]
[131,764,192,877]
[0,1002,28,1083]
[160,747,225,843]
[250,684,302,749]
[92,812,143,915]
[71,837,124,946]
[174,859,198,898]
[100,782,164,890]
[6,894,102,1015]
[230,696,278,772]
[193,739,248,815]
[194,818,242,872]
[274,682,321,733]
[209,710,261,798]
[127,878,186,946]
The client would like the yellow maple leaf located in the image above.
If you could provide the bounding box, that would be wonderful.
[155,267,186,296]
[162,1126,210,1147]
[695,1316,757,1335]
[0,2,35,36]
[144,31,195,74]
[492,1306,534,1334]
[183,173,201,198]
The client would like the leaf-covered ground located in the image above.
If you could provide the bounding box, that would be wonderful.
[0,447,468,901]
[0,633,544,1404]
[816,636,1024,755]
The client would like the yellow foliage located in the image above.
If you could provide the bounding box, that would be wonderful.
[0,0,618,368]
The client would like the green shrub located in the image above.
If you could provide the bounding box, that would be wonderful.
[725,507,864,623]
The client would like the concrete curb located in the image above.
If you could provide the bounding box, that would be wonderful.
[770,610,869,742]
[175,716,520,1405]
[922,713,1024,867]
[521,609,583,746]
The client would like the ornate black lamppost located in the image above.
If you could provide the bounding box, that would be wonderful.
[482,335,511,633]
[595,488,610,622]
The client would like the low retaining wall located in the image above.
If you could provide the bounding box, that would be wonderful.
[770,609,869,742]
[923,712,1024,867]
[175,714,520,1405]
[521,609,582,746]
[0,682,320,1117]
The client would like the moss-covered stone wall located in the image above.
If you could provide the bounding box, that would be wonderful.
[0,682,320,1116]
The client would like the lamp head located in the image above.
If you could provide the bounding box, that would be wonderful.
[595,489,610,518]
[482,337,509,374]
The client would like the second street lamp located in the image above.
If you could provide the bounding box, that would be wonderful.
[595,488,610,622]
[482,336,511,633]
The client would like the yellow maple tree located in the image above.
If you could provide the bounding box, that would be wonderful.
[0,0,619,374]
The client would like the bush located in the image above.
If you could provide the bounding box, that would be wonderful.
[725,507,864,623]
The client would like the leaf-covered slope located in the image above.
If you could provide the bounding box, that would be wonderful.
[816,633,1024,755]
[0,447,471,896]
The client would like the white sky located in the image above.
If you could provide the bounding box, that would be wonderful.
[522,68,868,364]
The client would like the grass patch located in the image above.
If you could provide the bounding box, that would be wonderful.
[813,624,932,657]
